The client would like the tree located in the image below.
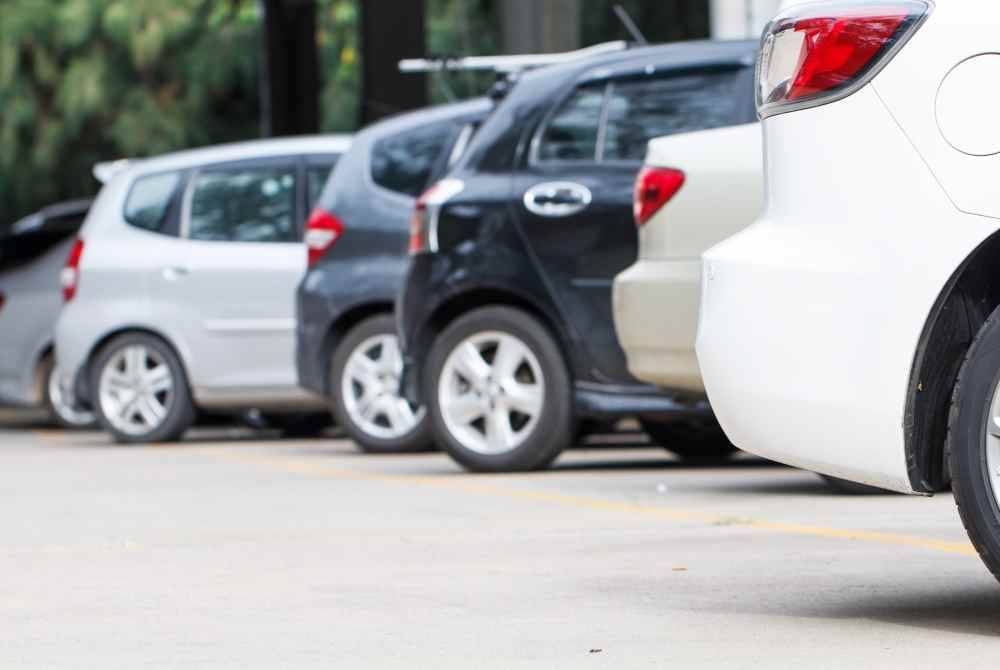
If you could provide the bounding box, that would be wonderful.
[358,0,427,125]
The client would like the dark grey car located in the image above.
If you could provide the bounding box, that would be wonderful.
[297,98,491,453]
[0,199,96,427]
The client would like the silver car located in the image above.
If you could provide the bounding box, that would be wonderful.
[55,136,351,443]
[0,200,96,428]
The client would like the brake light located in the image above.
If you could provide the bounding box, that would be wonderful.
[0,292,5,313]
[61,239,85,302]
[408,178,465,255]
[304,208,344,268]
[633,167,685,226]
[757,1,930,119]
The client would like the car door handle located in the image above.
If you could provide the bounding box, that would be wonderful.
[523,182,592,218]
[162,266,191,281]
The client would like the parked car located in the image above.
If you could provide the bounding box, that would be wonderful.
[297,99,492,453]
[55,136,350,444]
[612,117,762,392]
[398,40,758,472]
[695,2,1000,569]
[0,199,96,428]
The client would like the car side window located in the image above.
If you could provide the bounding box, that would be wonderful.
[371,122,454,198]
[187,165,297,243]
[535,85,606,163]
[124,172,182,233]
[602,70,743,162]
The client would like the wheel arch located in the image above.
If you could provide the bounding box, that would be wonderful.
[82,326,192,404]
[319,301,396,394]
[906,229,1000,493]
[420,287,574,377]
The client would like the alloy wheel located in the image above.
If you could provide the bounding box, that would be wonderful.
[341,334,424,440]
[48,365,96,428]
[437,330,545,455]
[98,345,174,436]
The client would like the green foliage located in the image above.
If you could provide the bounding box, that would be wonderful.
[0,0,261,224]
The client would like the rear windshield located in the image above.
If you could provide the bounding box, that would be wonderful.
[370,121,455,198]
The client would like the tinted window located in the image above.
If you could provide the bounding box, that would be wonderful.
[536,85,605,163]
[602,70,742,162]
[307,163,336,209]
[188,165,297,243]
[370,122,453,197]
[124,172,181,233]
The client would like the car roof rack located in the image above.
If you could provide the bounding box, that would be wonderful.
[92,159,132,184]
[398,41,629,75]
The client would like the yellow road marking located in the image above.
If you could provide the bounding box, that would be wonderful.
[218,451,978,557]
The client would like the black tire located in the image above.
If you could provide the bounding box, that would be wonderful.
[641,418,737,464]
[262,412,333,438]
[425,306,573,472]
[39,354,97,430]
[819,474,894,495]
[948,306,1000,583]
[90,332,196,444]
[330,314,433,454]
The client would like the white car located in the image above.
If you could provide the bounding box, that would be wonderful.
[613,124,762,393]
[55,136,350,443]
[697,0,1000,575]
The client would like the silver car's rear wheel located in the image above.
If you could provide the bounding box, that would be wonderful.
[342,333,424,440]
[438,331,545,456]
[98,345,175,436]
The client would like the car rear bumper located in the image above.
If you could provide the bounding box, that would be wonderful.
[613,258,704,393]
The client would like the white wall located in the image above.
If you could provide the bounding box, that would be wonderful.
[709,0,796,40]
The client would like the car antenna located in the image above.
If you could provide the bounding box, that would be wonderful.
[612,4,648,46]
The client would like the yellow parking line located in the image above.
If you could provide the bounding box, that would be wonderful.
[218,451,978,557]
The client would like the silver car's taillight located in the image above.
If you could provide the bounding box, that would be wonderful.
[756,1,932,119]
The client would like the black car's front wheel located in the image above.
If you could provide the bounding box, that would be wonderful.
[949,306,1000,583]
[330,314,432,453]
[426,306,573,472]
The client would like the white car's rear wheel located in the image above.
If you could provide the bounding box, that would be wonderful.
[92,333,196,444]
[949,306,1000,583]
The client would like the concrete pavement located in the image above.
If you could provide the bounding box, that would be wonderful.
[2,416,999,668]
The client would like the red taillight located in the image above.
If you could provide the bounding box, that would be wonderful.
[633,167,685,226]
[305,208,344,268]
[757,1,930,118]
[0,292,5,313]
[61,239,85,302]
[408,195,430,255]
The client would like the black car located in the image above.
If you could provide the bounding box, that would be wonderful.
[398,40,758,472]
[297,98,492,453]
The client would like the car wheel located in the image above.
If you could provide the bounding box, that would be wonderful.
[640,418,737,464]
[330,314,432,453]
[91,333,196,444]
[39,355,97,429]
[425,306,572,472]
[948,306,1000,583]
[818,474,894,495]
[262,412,333,438]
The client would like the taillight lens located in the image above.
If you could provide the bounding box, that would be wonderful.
[304,208,344,268]
[408,178,465,256]
[0,292,6,313]
[61,239,85,302]
[757,1,930,119]
[633,167,685,226]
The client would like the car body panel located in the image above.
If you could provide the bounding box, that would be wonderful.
[698,66,999,493]
[613,123,762,391]
[56,135,350,412]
